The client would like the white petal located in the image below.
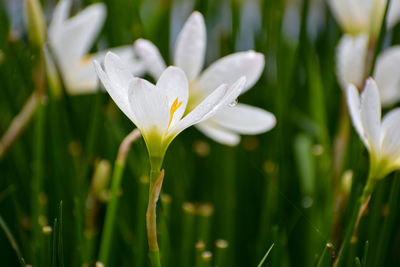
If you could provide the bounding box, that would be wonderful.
[134,39,166,80]
[196,122,240,146]
[346,84,367,147]
[373,46,400,107]
[360,78,382,153]
[67,59,98,94]
[193,51,264,95]
[173,83,229,135]
[156,67,189,127]
[50,3,106,71]
[328,0,374,34]
[200,76,247,122]
[104,52,134,93]
[173,77,246,136]
[174,11,206,82]
[48,0,71,39]
[128,78,169,133]
[94,60,136,123]
[336,34,368,89]
[388,0,400,28]
[209,103,276,134]
[92,46,146,76]
[381,108,400,160]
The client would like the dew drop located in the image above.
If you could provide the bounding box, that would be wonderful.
[302,196,313,208]
[229,99,238,107]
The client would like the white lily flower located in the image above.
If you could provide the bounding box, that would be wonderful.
[47,0,144,95]
[94,52,245,160]
[134,11,276,146]
[347,78,400,179]
[336,34,400,107]
[329,0,400,38]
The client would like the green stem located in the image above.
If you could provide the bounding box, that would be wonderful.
[147,157,163,267]
[374,176,400,265]
[0,215,25,266]
[333,174,376,267]
[98,160,125,265]
[98,129,141,266]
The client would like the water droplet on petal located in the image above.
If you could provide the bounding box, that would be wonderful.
[229,99,238,107]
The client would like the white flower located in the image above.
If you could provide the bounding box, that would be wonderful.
[347,78,400,179]
[94,52,245,159]
[47,0,144,94]
[336,34,400,107]
[133,11,275,146]
[329,0,400,38]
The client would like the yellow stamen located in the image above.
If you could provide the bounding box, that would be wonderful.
[168,97,182,128]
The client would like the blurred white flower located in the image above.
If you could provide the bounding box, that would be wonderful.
[336,34,368,90]
[372,46,400,107]
[336,34,400,107]
[134,11,276,146]
[347,78,400,179]
[47,0,144,95]
[94,52,245,158]
[329,0,400,38]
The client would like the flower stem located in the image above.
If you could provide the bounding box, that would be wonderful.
[98,129,141,266]
[0,91,39,159]
[146,167,164,267]
[333,174,376,267]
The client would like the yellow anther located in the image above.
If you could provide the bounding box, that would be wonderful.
[79,54,92,66]
[168,97,182,128]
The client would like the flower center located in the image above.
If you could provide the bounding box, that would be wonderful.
[168,97,182,128]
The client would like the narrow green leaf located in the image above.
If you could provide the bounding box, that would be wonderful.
[257,243,274,267]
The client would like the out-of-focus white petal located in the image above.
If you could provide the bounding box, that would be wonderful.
[381,108,400,159]
[104,52,134,93]
[48,0,71,39]
[128,78,169,132]
[388,0,400,28]
[193,51,264,95]
[134,39,166,80]
[68,59,98,94]
[336,34,368,89]
[329,0,375,34]
[346,84,367,146]
[156,66,189,127]
[360,78,382,153]
[210,103,276,134]
[174,11,206,82]
[93,46,146,76]
[94,60,136,123]
[196,123,240,146]
[373,46,400,107]
[50,3,106,71]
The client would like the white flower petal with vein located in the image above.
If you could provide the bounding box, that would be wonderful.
[346,78,400,179]
[95,52,245,158]
[133,11,275,146]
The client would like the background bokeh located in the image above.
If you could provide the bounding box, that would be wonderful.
[1,0,400,266]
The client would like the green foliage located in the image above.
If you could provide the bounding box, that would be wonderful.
[1,0,400,266]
